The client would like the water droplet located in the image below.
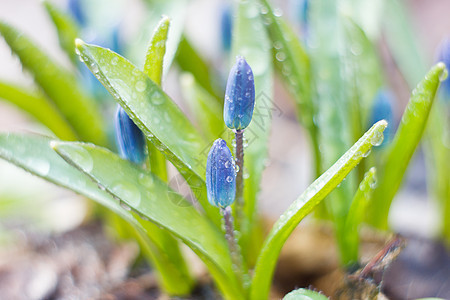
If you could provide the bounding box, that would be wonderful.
[70,145,94,172]
[273,41,283,49]
[362,148,371,157]
[371,131,384,146]
[139,214,150,221]
[138,173,153,187]
[111,56,119,65]
[135,80,146,92]
[91,63,99,74]
[245,92,251,98]
[260,6,269,15]
[224,161,231,168]
[75,48,80,56]
[112,182,141,207]
[164,112,171,123]
[276,52,286,62]
[152,94,164,105]
[234,164,240,173]
[226,176,233,183]
[248,74,253,81]
[120,200,132,211]
[273,8,283,17]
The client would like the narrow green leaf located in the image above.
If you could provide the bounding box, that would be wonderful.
[143,16,170,181]
[369,63,447,229]
[342,167,376,266]
[0,22,106,146]
[53,141,244,300]
[0,133,191,295]
[175,36,222,101]
[75,40,221,226]
[180,73,225,142]
[144,16,170,86]
[0,81,77,141]
[250,120,388,300]
[43,1,81,65]
[232,0,273,266]
[283,288,329,300]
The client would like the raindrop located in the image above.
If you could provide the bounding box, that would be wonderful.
[164,112,171,123]
[91,63,99,74]
[75,48,80,56]
[70,145,94,172]
[140,214,150,221]
[224,161,231,168]
[273,8,283,17]
[371,131,384,146]
[138,173,153,187]
[362,148,371,157]
[135,81,146,92]
[273,41,283,50]
[276,52,286,62]
[245,92,251,98]
[120,201,132,211]
[111,56,119,65]
[226,176,233,183]
[112,182,141,207]
[260,6,269,15]
[243,137,249,148]
[152,94,164,105]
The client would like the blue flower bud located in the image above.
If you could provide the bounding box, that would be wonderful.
[437,38,450,98]
[114,105,146,164]
[224,56,255,130]
[206,139,236,208]
[370,89,394,146]
[220,5,233,53]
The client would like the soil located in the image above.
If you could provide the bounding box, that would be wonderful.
[1,220,449,299]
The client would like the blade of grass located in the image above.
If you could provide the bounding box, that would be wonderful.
[0,81,77,141]
[43,1,81,65]
[76,40,221,226]
[250,120,388,300]
[0,22,106,146]
[342,167,377,267]
[369,63,446,229]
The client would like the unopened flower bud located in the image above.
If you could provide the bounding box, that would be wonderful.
[224,56,255,130]
[206,139,236,208]
[114,105,146,164]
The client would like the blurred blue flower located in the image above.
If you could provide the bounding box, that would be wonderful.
[68,0,86,26]
[206,139,236,208]
[370,89,394,146]
[224,56,255,130]
[114,105,146,164]
[288,0,309,38]
[437,37,450,98]
[220,4,232,53]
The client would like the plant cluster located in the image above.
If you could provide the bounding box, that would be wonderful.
[0,0,448,299]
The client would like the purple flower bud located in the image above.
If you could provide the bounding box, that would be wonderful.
[114,105,146,164]
[224,56,255,130]
[206,139,236,208]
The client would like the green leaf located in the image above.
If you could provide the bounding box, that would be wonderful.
[0,81,77,141]
[250,120,388,300]
[180,73,225,142]
[43,1,81,65]
[283,288,329,300]
[0,133,192,295]
[0,22,106,146]
[143,16,170,181]
[342,167,376,266]
[144,16,170,86]
[369,63,447,229]
[52,141,244,300]
[175,36,222,101]
[75,40,221,226]
[232,0,273,265]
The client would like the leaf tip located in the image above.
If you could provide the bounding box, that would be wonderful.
[75,38,85,49]
[49,140,60,150]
